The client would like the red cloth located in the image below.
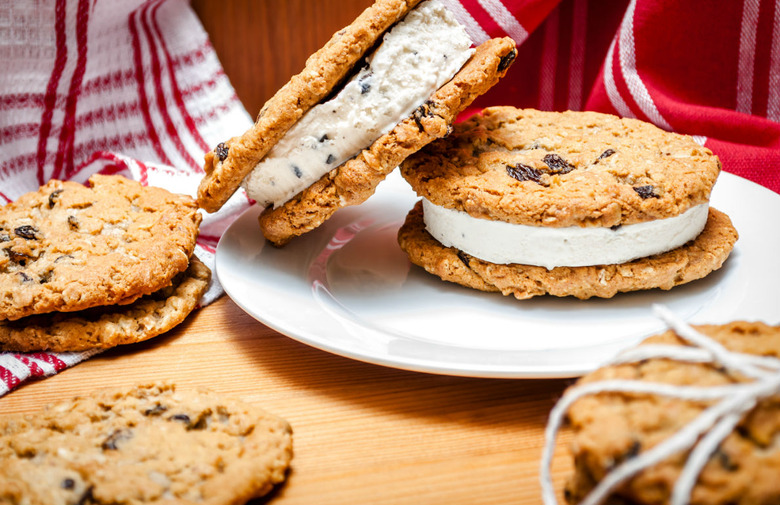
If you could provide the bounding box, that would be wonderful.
[1,0,778,395]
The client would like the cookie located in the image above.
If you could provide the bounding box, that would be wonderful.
[398,107,737,299]
[259,37,518,245]
[196,0,517,246]
[398,201,738,299]
[401,107,721,228]
[0,255,211,352]
[0,175,201,321]
[563,321,780,505]
[197,0,426,213]
[0,382,293,505]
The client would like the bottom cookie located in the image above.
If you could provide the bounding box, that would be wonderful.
[397,200,738,299]
[0,256,211,352]
[0,382,292,505]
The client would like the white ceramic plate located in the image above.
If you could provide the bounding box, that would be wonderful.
[216,171,780,378]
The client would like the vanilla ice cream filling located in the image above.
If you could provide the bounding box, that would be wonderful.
[241,0,474,209]
[422,199,710,269]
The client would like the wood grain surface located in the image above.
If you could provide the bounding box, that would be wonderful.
[2,296,573,504]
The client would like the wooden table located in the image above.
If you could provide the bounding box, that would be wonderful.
[2,295,574,504]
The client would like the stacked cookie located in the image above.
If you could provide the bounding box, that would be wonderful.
[197,0,517,246]
[399,107,738,299]
[0,382,292,504]
[0,175,209,352]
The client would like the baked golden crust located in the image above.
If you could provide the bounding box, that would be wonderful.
[0,175,201,321]
[0,256,211,352]
[401,107,722,228]
[0,383,293,505]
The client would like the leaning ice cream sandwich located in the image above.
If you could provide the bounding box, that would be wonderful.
[197,0,517,245]
[398,107,739,299]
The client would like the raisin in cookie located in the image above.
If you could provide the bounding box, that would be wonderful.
[197,0,516,246]
[0,255,211,352]
[564,321,780,505]
[0,383,293,505]
[0,175,201,320]
[398,107,738,299]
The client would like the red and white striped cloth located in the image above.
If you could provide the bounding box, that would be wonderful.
[1,0,779,396]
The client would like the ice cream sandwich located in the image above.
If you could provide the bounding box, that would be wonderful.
[197,0,516,245]
[398,107,739,299]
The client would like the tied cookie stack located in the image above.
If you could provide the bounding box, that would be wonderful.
[542,308,780,505]
[399,107,739,299]
[0,383,292,504]
[0,175,209,352]
[197,0,517,246]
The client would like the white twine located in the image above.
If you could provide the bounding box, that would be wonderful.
[540,304,780,505]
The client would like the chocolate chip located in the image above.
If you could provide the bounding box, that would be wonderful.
[215,142,229,162]
[714,448,739,471]
[610,224,622,231]
[18,272,32,283]
[326,154,336,164]
[412,101,435,132]
[542,154,575,174]
[48,189,64,208]
[144,404,168,416]
[498,48,517,72]
[67,215,79,230]
[62,478,76,490]
[457,250,471,267]
[319,134,329,142]
[77,486,94,505]
[171,413,191,426]
[633,185,660,199]
[101,429,132,450]
[39,270,52,284]
[358,71,372,94]
[595,149,616,163]
[9,250,32,265]
[506,163,545,185]
[608,440,642,470]
[14,225,39,240]
[292,165,303,178]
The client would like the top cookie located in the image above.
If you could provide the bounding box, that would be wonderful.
[197,0,424,213]
[401,107,721,228]
[0,175,201,321]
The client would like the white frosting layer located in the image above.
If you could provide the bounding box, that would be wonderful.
[422,199,710,269]
[242,0,474,209]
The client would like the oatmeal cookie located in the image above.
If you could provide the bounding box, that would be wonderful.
[0,255,211,352]
[0,382,293,505]
[401,107,721,228]
[564,321,780,505]
[0,175,201,321]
